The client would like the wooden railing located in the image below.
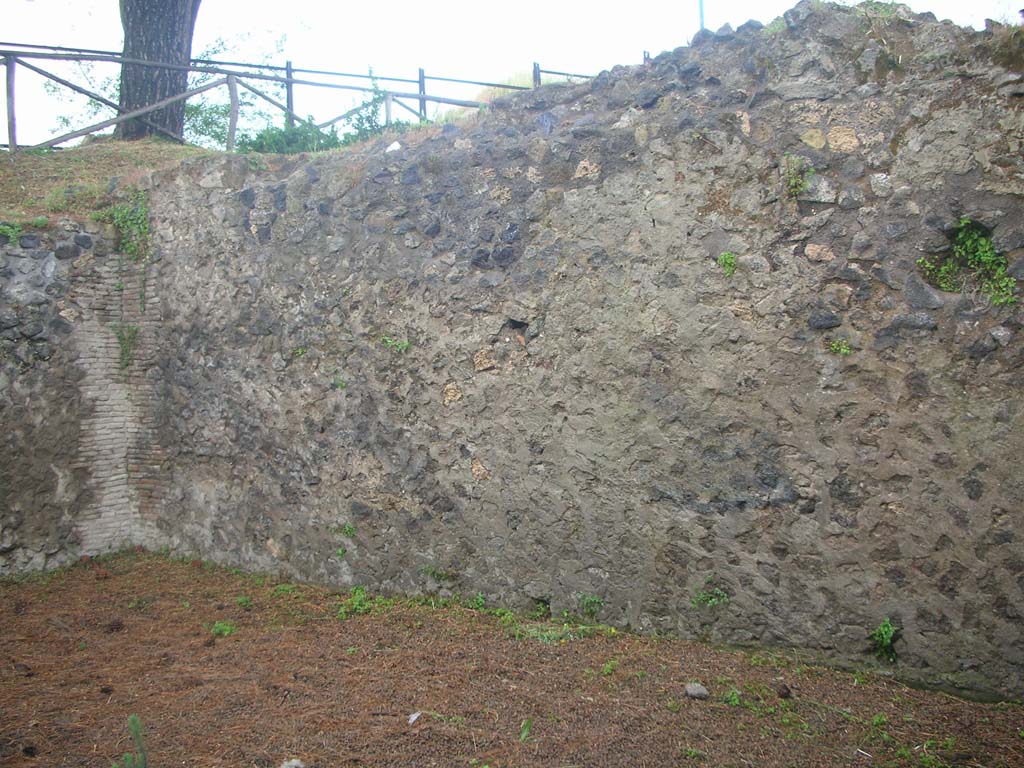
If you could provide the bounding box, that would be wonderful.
[0,43,596,152]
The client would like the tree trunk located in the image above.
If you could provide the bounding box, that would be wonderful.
[115,0,202,140]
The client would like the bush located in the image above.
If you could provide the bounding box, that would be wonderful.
[236,120,342,154]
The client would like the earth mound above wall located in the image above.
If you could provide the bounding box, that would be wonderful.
[2,1,1022,698]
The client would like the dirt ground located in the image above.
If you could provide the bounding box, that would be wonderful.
[1,553,1021,768]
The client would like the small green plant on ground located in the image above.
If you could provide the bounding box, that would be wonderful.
[723,688,742,706]
[717,251,737,277]
[681,746,704,759]
[691,576,731,609]
[871,617,898,662]
[271,583,298,597]
[335,546,347,559]
[917,218,1016,306]
[529,598,550,620]
[783,154,815,199]
[112,714,148,768]
[578,593,604,621]
[113,323,140,369]
[339,523,356,537]
[601,659,619,676]
[92,189,150,262]
[829,338,853,355]
[337,585,394,619]
[519,717,533,742]
[210,620,237,637]
[235,595,253,610]
[381,335,411,352]
[291,346,307,358]
[0,222,22,241]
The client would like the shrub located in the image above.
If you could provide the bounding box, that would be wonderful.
[237,120,342,154]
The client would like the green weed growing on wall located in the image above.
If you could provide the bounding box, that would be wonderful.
[917,218,1016,306]
[93,189,151,263]
[113,323,140,369]
[783,154,814,199]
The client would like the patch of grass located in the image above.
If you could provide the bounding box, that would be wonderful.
[235,595,253,610]
[601,659,619,676]
[337,585,394,620]
[681,746,704,759]
[717,251,737,277]
[917,218,1016,306]
[0,221,22,241]
[43,183,107,213]
[856,0,903,19]
[112,714,148,768]
[723,688,742,706]
[763,17,786,35]
[271,583,299,597]
[210,620,237,637]
[0,138,210,219]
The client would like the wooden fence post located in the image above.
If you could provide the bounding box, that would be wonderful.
[5,56,16,153]
[418,68,426,121]
[226,74,238,151]
[384,92,393,126]
[532,62,541,88]
[285,60,294,128]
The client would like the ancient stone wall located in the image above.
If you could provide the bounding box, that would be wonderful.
[2,2,1022,697]
[1,223,164,570]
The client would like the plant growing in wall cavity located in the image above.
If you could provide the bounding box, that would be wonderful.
[717,251,737,277]
[577,593,605,621]
[381,335,411,352]
[782,154,814,199]
[113,323,140,369]
[92,189,150,262]
[828,338,853,356]
[870,617,898,662]
[112,714,148,768]
[917,218,1016,306]
[691,576,731,609]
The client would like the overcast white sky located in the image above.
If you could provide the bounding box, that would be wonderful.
[2,0,1020,145]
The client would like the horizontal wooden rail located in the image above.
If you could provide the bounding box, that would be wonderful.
[2,42,596,151]
[30,77,227,149]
